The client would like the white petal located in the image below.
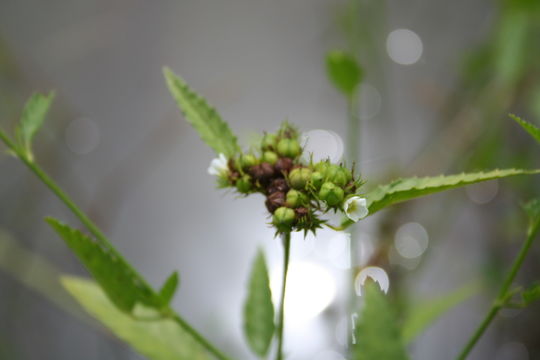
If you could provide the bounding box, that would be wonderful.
[207,154,228,176]
[344,196,368,222]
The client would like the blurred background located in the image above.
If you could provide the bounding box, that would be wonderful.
[1,0,540,359]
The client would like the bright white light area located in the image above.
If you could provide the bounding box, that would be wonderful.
[466,180,499,204]
[271,262,337,322]
[64,118,100,155]
[327,232,351,269]
[386,29,423,65]
[358,83,382,120]
[354,266,389,296]
[394,222,429,259]
[301,129,344,163]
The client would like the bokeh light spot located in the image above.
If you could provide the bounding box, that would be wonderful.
[386,29,423,65]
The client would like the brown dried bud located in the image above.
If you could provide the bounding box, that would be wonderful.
[265,191,285,213]
[295,207,309,218]
[268,178,289,194]
[275,158,293,174]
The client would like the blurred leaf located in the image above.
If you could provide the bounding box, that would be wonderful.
[510,114,540,144]
[522,283,540,305]
[366,169,540,215]
[47,218,160,312]
[163,67,240,157]
[524,197,540,237]
[15,92,55,158]
[243,250,275,357]
[326,51,362,97]
[62,276,210,360]
[353,282,409,360]
[402,282,479,343]
[159,271,179,305]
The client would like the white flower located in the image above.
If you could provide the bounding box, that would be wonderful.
[207,153,228,176]
[343,196,368,222]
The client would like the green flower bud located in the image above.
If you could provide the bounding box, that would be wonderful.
[239,154,258,169]
[261,133,278,150]
[277,138,301,158]
[310,171,324,190]
[273,206,296,232]
[285,189,304,208]
[314,161,330,177]
[262,151,278,165]
[288,168,312,189]
[318,182,344,206]
[236,175,252,194]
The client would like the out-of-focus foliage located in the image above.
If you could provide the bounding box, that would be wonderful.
[326,50,362,97]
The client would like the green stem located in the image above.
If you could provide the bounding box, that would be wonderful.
[0,128,232,360]
[457,222,540,359]
[276,232,291,360]
[346,93,360,165]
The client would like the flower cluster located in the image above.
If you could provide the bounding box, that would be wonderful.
[208,123,368,234]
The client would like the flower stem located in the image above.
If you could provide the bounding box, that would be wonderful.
[276,232,291,360]
[457,221,540,359]
[0,128,232,360]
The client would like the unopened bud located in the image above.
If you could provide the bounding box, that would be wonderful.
[318,182,344,207]
[277,138,301,158]
[262,151,278,165]
[310,171,324,190]
[285,189,304,208]
[288,168,312,190]
[236,175,252,194]
[273,207,296,232]
[239,154,258,169]
[261,133,278,150]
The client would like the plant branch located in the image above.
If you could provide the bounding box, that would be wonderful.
[457,221,540,359]
[276,232,291,360]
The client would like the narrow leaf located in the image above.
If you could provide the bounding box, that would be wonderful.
[159,271,179,305]
[510,114,540,144]
[62,276,209,360]
[46,218,159,312]
[402,282,479,343]
[243,250,275,357]
[163,67,240,157]
[366,169,540,215]
[326,51,362,97]
[522,284,540,305]
[16,92,55,156]
[353,282,409,360]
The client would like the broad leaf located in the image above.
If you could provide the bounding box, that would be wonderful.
[365,169,540,215]
[402,282,479,343]
[522,284,540,305]
[159,271,179,305]
[163,67,240,157]
[326,51,362,97]
[47,218,159,312]
[62,276,210,360]
[15,92,55,157]
[510,114,540,144]
[524,197,540,237]
[243,250,275,357]
[353,282,408,360]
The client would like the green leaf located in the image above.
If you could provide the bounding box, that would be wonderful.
[243,250,275,357]
[510,114,540,145]
[326,51,362,97]
[159,271,179,305]
[46,218,160,312]
[402,282,479,343]
[522,283,540,305]
[365,169,540,215]
[524,197,540,237]
[15,92,55,157]
[163,67,240,157]
[62,276,210,360]
[353,282,408,360]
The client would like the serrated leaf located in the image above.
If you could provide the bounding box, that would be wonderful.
[326,51,362,97]
[365,169,540,215]
[159,271,179,305]
[522,284,540,305]
[62,276,210,360]
[402,282,479,343]
[524,197,540,237]
[46,218,160,312]
[15,92,55,157]
[243,250,275,357]
[163,67,240,157]
[353,282,409,360]
[510,114,540,144]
